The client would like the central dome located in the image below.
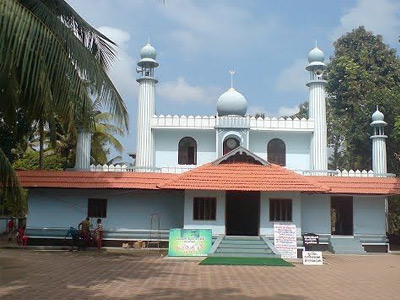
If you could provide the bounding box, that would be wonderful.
[217,88,248,116]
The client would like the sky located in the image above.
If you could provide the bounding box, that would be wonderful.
[68,0,400,163]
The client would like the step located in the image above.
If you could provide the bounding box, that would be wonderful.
[218,243,268,249]
[216,248,273,254]
[332,250,366,254]
[210,252,278,258]
[220,240,265,245]
[224,236,261,240]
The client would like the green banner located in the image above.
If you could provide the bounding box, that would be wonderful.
[168,229,212,257]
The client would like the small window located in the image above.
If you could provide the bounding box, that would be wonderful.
[223,137,240,155]
[269,199,292,221]
[267,138,286,166]
[178,137,197,165]
[88,199,107,218]
[193,197,216,220]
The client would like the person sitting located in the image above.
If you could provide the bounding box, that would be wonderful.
[65,227,80,251]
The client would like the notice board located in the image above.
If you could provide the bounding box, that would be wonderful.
[168,229,212,257]
[274,223,297,259]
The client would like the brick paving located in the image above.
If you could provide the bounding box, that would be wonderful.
[0,249,399,300]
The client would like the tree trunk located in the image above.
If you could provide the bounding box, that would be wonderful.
[39,120,44,170]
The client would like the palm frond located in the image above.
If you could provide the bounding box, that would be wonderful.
[0,148,24,208]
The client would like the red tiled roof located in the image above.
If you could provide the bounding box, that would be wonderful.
[158,163,328,193]
[16,170,177,190]
[308,176,400,195]
[16,168,400,195]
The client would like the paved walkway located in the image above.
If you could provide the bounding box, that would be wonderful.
[0,249,399,300]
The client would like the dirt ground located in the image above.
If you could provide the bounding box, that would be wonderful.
[0,249,399,300]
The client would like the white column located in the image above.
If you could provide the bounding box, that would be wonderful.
[371,136,387,175]
[75,130,92,170]
[136,78,156,168]
[308,81,328,171]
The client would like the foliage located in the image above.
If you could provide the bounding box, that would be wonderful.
[326,26,400,174]
[0,0,128,213]
[289,102,308,119]
[13,149,73,171]
[388,196,400,235]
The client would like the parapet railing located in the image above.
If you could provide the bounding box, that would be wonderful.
[151,114,314,130]
[296,169,396,177]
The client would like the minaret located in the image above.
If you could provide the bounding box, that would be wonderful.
[306,45,328,171]
[370,107,387,175]
[136,43,159,168]
[74,129,92,170]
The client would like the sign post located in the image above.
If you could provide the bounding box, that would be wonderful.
[168,229,212,257]
[273,224,297,259]
[303,233,319,251]
[302,251,323,265]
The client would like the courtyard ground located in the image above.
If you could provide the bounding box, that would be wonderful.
[0,248,399,300]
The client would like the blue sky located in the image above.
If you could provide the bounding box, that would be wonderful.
[68,0,400,162]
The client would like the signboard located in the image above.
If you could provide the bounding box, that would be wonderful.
[168,229,212,257]
[302,251,323,265]
[303,233,319,250]
[274,223,297,259]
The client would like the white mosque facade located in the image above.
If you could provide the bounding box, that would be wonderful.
[18,43,399,255]
[135,44,328,174]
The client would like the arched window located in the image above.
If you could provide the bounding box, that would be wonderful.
[223,137,240,155]
[178,137,197,165]
[267,138,286,166]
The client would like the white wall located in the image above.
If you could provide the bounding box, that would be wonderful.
[27,189,184,231]
[154,129,216,168]
[301,194,331,235]
[183,190,225,235]
[354,196,386,235]
[249,131,311,170]
[260,192,302,237]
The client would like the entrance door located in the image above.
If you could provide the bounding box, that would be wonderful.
[226,191,260,236]
[331,196,353,235]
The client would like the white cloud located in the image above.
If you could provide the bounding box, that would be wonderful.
[158,0,279,58]
[248,104,300,117]
[157,77,221,104]
[331,0,400,45]
[97,27,138,101]
[248,105,271,117]
[276,59,308,93]
[278,105,300,117]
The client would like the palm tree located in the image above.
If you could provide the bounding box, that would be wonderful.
[0,0,128,212]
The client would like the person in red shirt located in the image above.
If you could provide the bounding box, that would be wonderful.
[7,219,15,242]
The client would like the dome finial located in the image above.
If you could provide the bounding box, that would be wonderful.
[229,70,236,89]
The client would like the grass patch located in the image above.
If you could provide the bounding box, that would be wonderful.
[199,257,294,266]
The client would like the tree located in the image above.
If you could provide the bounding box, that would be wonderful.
[326,26,400,174]
[0,0,129,215]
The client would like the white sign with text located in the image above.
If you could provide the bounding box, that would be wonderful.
[273,223,297,259]
[302,251,323,265]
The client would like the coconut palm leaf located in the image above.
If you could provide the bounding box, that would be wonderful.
[0,0,129,130]
[0,148,24,207]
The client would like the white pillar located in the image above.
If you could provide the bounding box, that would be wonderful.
[371,137,387,174]
[136,77,156,168]
[308,81,328,171]
[75,129,92,170]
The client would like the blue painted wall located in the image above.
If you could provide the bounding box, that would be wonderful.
[27,189,184,231]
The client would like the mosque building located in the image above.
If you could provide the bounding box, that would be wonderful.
[17,42,400,255]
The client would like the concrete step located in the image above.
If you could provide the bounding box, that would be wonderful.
[210,252,278,258]
[216,248,273,254]
[224,236,261,240]
[218,243,267,249]
[219,240,265,246]
[329,237,366,254]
